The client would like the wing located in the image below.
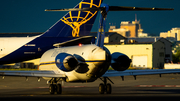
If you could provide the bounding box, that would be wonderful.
[0,70,66,78]
[103,69,180,77]
[53,36,95,47]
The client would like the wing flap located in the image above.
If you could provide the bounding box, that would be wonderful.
[103,69,180,77]
[0,70,66,78]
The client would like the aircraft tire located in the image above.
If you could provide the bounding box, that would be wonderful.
[106,83,112,94]
[49,84,55,94]
[99,83,105,94]
[56,84,62,94]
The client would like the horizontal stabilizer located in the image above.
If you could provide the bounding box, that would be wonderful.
[108,6,174,11]
[45,7,101,12]
[53,36,95,47]
[45,6,173,12]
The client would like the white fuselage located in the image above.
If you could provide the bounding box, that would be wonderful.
[39,44,111,82]
[0,35,39,59]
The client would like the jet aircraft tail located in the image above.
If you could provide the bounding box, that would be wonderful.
[42,0,103,37]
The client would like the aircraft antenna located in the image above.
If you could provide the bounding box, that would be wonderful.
[135,14,137,22]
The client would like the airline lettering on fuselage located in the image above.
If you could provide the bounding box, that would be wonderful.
[24,44,36,46]
[51,49,68,57]
[24,52,36,54]
[61,0,102,37]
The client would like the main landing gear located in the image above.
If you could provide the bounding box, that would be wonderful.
[48,77,114,94]
[48,78,62,94]
[99,77,114,94]
[49,84,62,94]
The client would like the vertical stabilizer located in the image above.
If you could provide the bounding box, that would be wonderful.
[95,3,109,48]
[42,0,103,37]
[95,14,106,48]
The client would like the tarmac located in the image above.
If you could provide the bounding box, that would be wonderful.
[0,73,180,100]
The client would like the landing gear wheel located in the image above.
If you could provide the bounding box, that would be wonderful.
[106,83,112,94]
[99,83,105,94]
[49,84,55,94]
[99,77,114,94]
[56,84,62,94]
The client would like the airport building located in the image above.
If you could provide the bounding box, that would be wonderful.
[160,27,180,41]
[108,26,130,37]
[127,37,172,63]
[109,20,148,37]
[105,40,166,69]
[90,32,127,44]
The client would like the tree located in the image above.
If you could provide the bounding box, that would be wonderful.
[172,50,180,63]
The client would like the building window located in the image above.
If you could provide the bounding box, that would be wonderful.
[165,54,170,57]
[159,52,164,57]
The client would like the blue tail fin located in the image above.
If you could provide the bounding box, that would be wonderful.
[95,3,108,48]
[42,0,103,37]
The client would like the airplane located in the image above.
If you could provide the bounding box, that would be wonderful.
[1,0,180,94]
[0,0,101,65]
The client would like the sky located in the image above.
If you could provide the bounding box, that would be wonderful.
[0,0,180,36]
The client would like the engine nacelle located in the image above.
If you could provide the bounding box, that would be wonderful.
[111,52,131,71]
[55,53,79,72]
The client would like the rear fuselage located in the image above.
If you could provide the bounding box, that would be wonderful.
[0,36,78,64]
[39,44,111,82]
